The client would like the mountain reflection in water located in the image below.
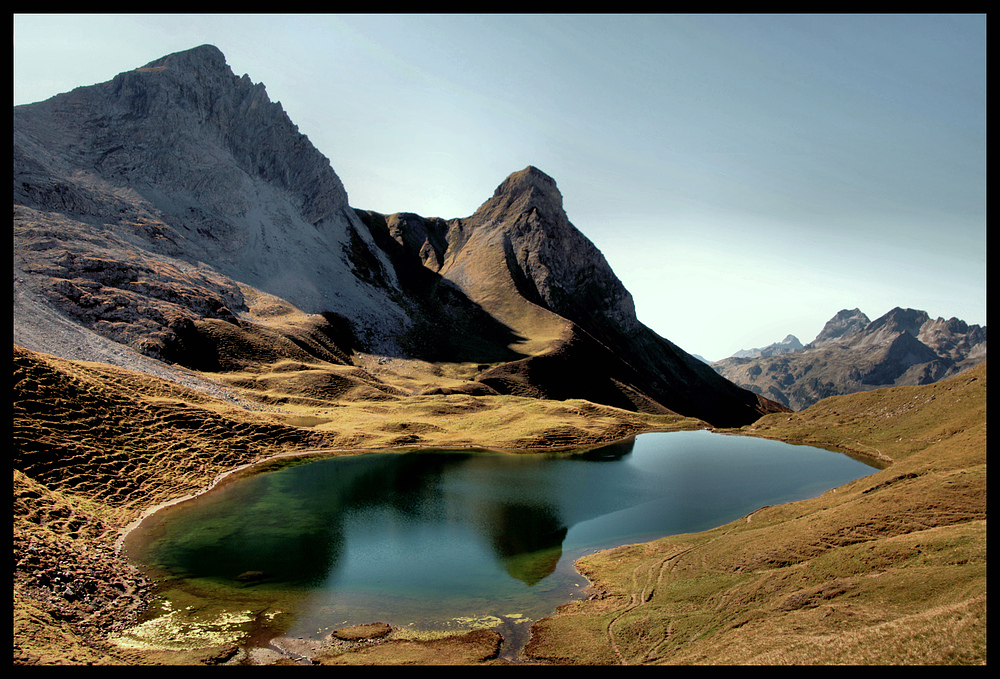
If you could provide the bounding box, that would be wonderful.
[126,431,877,636]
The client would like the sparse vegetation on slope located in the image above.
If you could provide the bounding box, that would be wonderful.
[14,345,985,665]
[525,363,986,665]
[12,344,698,665]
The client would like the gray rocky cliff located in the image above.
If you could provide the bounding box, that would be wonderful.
[15,45,349,225]
[14,44,408,357]
[918,316,987,361]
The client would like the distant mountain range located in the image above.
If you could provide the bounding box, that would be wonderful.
[711,307,986,410]
[727,334,804,359]
[13,44,786,428]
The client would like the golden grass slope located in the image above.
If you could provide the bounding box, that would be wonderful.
[12,344,697,665]
[525,362,986,665]
[13,344,985,665]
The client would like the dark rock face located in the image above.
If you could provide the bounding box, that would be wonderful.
[14,44,785,427]
[712,307,986,411]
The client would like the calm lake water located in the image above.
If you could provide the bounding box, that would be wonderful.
[123,430,879,645]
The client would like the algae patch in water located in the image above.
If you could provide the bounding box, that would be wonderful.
[110,599,266,651]
[447,613,529,631]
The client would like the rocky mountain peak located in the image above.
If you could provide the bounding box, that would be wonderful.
[807,308,871,349]
[713,305,985,411]
[919,316,987,360]
[868,307,931,336]
[493,165,560,198]
[477,166,564,222]
[849,307,931,352]
[17,43,350,224]
[141,43,228,74]
[14,43,404,355]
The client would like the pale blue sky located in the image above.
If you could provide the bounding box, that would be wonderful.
[13,14,986,361]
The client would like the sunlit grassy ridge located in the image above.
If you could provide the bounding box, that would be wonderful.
[525,363,986,665]
[13,345,697,514]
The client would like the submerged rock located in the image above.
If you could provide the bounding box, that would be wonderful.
[331,622,393,641]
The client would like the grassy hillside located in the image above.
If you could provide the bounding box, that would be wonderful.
[525,362,986,665]
[12,344,696,665]
[13,346,985,664]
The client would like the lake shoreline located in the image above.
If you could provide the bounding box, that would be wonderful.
[112,428,880,665]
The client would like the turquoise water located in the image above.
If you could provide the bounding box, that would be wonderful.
[124,430,879,640]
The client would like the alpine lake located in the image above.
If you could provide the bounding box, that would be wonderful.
[117,430,881,658]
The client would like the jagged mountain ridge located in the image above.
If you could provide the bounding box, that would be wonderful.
[14,44,407,355]
[711,307,986,411]
[728,334,804,359]
[13,44,784,427]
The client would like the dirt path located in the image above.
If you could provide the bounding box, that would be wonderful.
[603,543,698,664]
